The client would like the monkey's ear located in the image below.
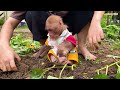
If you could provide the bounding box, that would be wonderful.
[59,19,63,25]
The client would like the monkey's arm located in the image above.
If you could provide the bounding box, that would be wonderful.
[32,44,51,58]
[57,35,77,57]
[57,40,74,57]
[32,39,51,58]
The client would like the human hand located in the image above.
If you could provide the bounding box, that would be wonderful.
[87,21,104,49]
[0,44,21,72]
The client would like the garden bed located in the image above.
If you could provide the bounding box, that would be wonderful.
[0,29,120,79]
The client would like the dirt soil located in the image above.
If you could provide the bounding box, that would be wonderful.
[0,28,120,79]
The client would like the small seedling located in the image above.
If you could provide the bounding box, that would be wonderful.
[30,65,56,79]
[115,63,120,79]
[93,74,109,79]
[46,64,76,79]
[30,68,45,79]
[94,60,120,79]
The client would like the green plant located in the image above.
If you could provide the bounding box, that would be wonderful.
[30,65,56,79]
[30,68,45,79]
[93,74,109,79]
[103,25,120,40]
[101,15,108,28]
[0,17,5,25]
[110,40,120,50]
[115,63,120,79]
[47,64,75,79]
[30,64,76,79]
[94,60,120,79]
[10,34,40,55]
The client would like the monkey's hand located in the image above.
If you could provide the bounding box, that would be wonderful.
[57,40,75,65]
[32,44,51,59]
[57,56,73,65]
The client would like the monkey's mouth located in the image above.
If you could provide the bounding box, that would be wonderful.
[48,31,55,36]
[48,31,58,39]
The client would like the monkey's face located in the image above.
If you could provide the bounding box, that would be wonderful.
[45,22,63,40]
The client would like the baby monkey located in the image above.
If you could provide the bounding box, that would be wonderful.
[33,15,78,65]
[45,15,78,65]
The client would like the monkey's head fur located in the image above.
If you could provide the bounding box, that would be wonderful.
[45,15,68,40]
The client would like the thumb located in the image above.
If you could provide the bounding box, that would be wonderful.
[14,52,21,61]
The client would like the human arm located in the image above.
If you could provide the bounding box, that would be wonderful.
[87,11,105,49]
[0,11,26,72]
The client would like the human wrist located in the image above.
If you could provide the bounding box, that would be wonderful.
[0,40,10,47]
[90,19,101,27]
[92,11,105,23]
[91,17,101,25]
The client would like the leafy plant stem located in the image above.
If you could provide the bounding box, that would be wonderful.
[116,63,120,68]
[96,70,100,75]
[59,63,67,78]
[105,65,108,75]
[44,65,56,73]
[96,60,120,72]
[50,65,74,69]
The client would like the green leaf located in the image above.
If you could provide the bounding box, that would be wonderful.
[30,68,45,79]
[117,67,120,74]
[115,73,120,79]
[33,41,41,48]
[10,34,40,55]
[93,74,109,79]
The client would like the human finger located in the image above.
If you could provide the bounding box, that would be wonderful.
[94,42,99,50]
[88,37,93,48]
[5,62,11,71]
[9,59,17,71]
[92,36,99,49]
[97,35,101,43]
[1,63,7,72]
[100,31,105,40]
[15,52,21,61]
